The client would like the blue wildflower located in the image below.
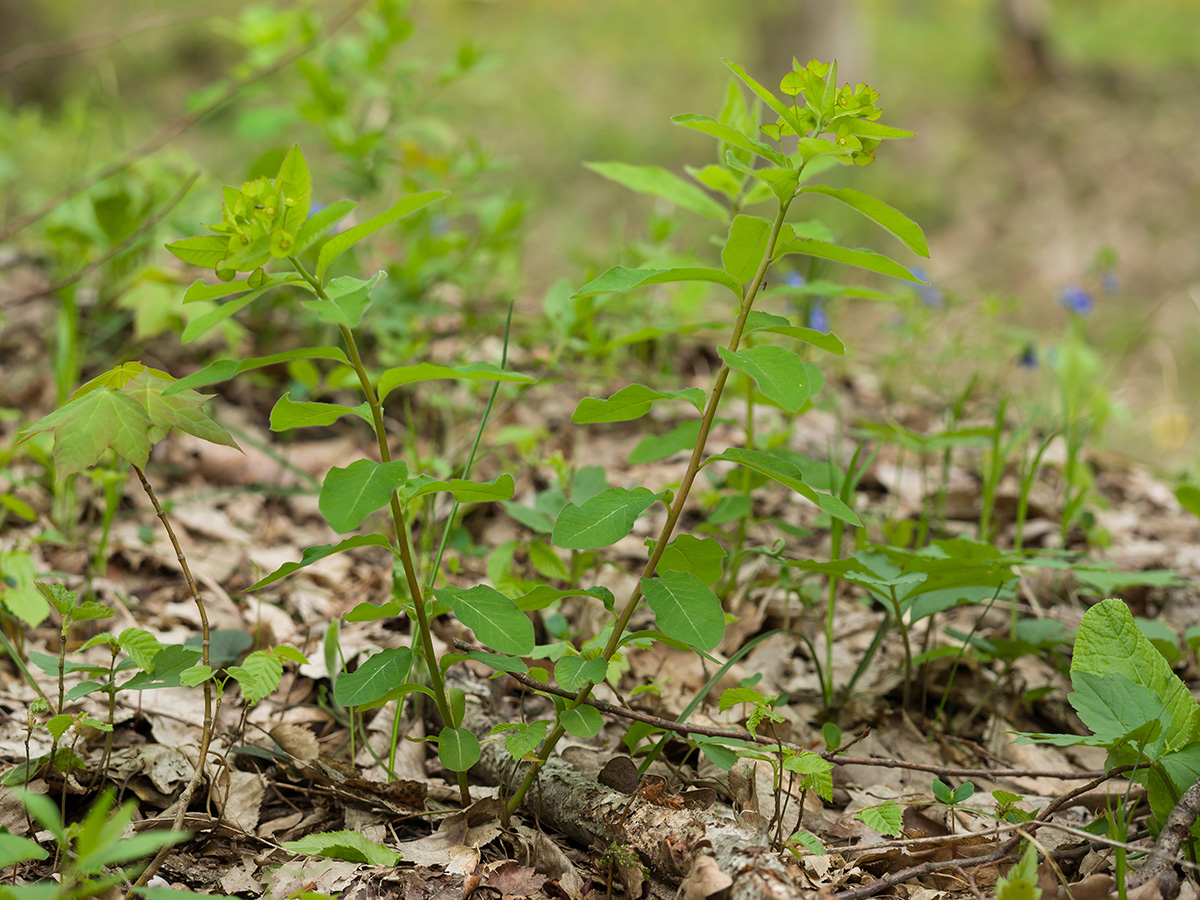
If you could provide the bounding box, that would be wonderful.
[1017,344,1038,368]
[306,200,343,235]
[1058,285,1093,316]
[785,272,806,288]
[807,299,830,333]
[908,266,943,308]
[1101,270,1119,294]
[430,214,451,236]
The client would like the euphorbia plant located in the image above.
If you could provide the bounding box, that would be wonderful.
[502,57,928,813]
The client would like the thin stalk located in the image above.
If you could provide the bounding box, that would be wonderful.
[126,465,213,894]
[506,196,797,816]
[289,257,468,806]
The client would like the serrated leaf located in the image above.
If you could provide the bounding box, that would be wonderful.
[118,628,162,672]
[856,802,903,836]
[552,487,656,550]
[163,347,350,395]
[334,647,413,707]
[797,185,929,257]
[572,384,705,424]
[438,585,534,656]
[249,534,395,591]
[560,705,604,738]
[316,190,448,280]
[377,361,535,404]
[282,830,400,866]
[721,214,772,283]
[20,385,151,477]
[641,570,724,651]
[774,238,920,281]
[319,459,409,532]
[585,162,727,221]
[571,266,743,302]
[438,726,481,772]
[501,720,548,760]
[705,447,862,526]
[228,650,283,705]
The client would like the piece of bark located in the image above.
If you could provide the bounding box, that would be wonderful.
[451,674,804,900]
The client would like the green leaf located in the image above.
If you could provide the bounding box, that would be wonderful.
[180,293,261,343]
[585,162,728,222]
[438,726,481,772]
[1,552,49,626]
[282,830,400,866]
[1177,485,1200,520]
[120,644,202,690]
[560,705,604,738]
[316,190,448,280]
[856,802,903,836]
[721,59,807,140]
[783,750,834,802]
[269,393,370,430]
[438,585,534,656]
[629,420,702,464]
[1071,598,1200,752]
[743,310,846,355]
[0,831,48,868]
[182,278,256,304]
[705,448,862,526]
[555,655,608,691]
[500,720,548,760]
[164,347,350,395]
[406,474,514,503]
[718,345,810,413]
[118,628,162,672]
[293,199,358,255]
[797,185,929,257]
[572,384,705,424]
[334,648,413,708]
[227,650,283,705]
[659,535,726,585]
[179,664,212,687]
[774,238,920,281]
[725,156,801,203]
[552,487,657,550]
[318,459,409,533]
[641,570,725,651]
[722,215,772,284]
[377,361,535,404]
[995,843,1042,900]
[274,145,312,233]
[302,271,385,328]
[671,114,786,166]
[19,383,151,476]
[571,266,743,302]
[248,534,395,591]
[165,235,227,268]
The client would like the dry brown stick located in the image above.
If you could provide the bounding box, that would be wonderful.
[455,640,1107,781]
[0,0,368,244]
[11,171,198,304]
[1126,773,1200,896]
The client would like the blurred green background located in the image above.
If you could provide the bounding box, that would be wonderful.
[1,0,1197,468]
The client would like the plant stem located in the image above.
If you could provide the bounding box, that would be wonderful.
[289,257,469,806]
[504,196,795,816]
[126,465,214,894]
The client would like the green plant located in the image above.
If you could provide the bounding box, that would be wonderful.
[0,788,227,900]
[1017,596,1200,891]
